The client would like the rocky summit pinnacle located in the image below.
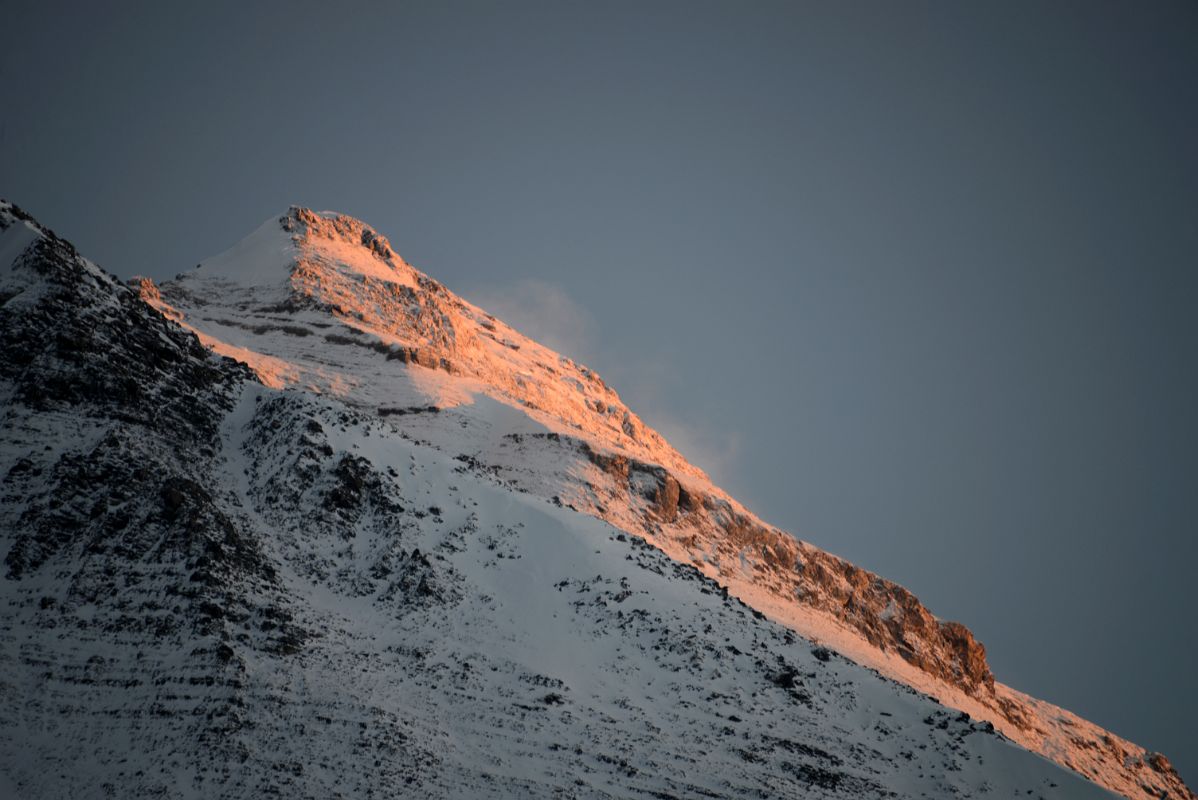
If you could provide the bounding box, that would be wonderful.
[1,198,1191,800]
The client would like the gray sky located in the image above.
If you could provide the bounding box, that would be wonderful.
[3,0,1195,777]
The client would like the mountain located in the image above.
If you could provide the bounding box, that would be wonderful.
[0,199,1189,799]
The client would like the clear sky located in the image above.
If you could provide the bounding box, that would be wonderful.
[2,0,1195,778]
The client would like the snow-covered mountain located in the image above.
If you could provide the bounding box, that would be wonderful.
[0,199,1189,799]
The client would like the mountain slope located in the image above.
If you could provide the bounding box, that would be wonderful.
[0,199,1188,799]
[146,206,1192,799]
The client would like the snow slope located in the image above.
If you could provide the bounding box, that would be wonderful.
[0,199,1190,798]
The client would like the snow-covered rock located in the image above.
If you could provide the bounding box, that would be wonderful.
[0,199,1190,799]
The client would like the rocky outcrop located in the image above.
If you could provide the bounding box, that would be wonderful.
[566,433,998,696]
[0,205,247,438]
[1,201,256,590]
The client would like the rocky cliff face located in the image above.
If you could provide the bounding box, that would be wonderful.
[0,203,251,585]
[1,200,1191,800]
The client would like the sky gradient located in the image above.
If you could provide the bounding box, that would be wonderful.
[2,0,1196,778]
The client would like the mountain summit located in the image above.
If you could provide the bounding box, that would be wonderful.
[2,200,1190,799]
[143,206,700,480]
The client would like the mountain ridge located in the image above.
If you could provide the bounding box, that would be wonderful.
[143,206,999,692]
[1,198,1190,799]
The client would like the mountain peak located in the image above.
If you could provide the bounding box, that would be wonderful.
[285,206,406,267]
[146,209,704,481]
[97,205,1197,800]
[3,199,1193,799]
[186,206,413,289]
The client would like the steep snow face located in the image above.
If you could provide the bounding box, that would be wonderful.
[132,206,1194,800]
[0,198,1119,799]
